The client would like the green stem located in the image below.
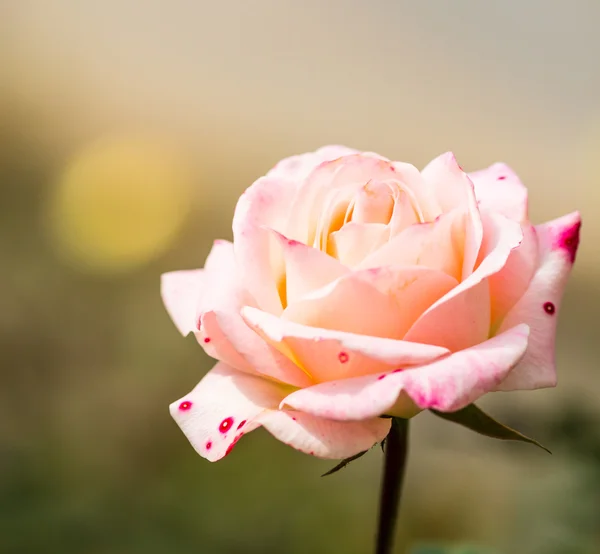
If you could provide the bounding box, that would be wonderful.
[375,418,410,554]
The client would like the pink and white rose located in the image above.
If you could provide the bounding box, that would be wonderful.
[162,146,581,461]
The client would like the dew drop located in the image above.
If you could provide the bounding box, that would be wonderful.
[178,401,192,411]
[203,337,211,343]
[205,441,212,450]
[543,301,556,315]
[338,351,349,363]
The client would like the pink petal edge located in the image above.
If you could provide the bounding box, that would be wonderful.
[495,211,581,390]
[281,324,530,420]
[170,362,389,461]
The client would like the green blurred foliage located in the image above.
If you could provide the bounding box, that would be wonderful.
[411,546,497,554]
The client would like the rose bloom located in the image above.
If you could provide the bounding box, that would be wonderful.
[162,146,581,461]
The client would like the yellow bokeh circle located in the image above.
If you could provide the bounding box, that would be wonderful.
[48,135,192,273]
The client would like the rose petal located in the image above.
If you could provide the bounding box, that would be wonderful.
[421,152,483,277]
[359,208,468,282]
[330,222,388,266]
[242,306,449,383]
[390,161,441,222]
[282,271,406,340]
[288,155,400,247]
[281,324,530,420]
[273,231,349,306]
[404,212,522,351]
[257,410,390,459]
[495,211,581,390]
[161,269,204,335]
[388,184,422,236]
[267,145,358,181]
[170,363,288,462]
[198,241,312,387]
[351,181,395,224]
[170,362,389,461]
[468,162,529,222]
[488,222,539,328]
[232,176,297,314]
[284,266,457,341]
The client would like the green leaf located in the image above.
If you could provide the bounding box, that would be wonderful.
[321,450,368,477]
[431,403,551,454]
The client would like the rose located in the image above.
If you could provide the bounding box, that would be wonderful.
[162,146,581,462]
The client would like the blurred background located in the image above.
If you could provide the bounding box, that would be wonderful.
[1,1,599,553]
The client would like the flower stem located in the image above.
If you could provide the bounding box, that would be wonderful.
[375,417,410,554]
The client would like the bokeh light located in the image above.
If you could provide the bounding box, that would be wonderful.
[47,135,192,273]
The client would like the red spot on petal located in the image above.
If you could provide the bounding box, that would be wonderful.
[178,401,192,411]
[219,417,234,433]
[292,417,297,421]
[378,374,386,381]
[338,351,349,363]
[558,221,581,263]
[205,441,212,450]
[224,434,243,457]
[203,337,211,343]
[497,175,506,180]
[237,420,247,430]
[309,450,315,456]
[543,301,556,315]
[392,368,403,373]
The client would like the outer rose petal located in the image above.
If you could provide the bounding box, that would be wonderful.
[495,211,581,390]
[161,269,204,335]
[234,144,353,313]
[404,212,522,351]
[257,410,390,459]
[242,307,449,382]
[170,363,286,462]
[198,241,312,387]
[487,222,539,328]
[170,363,389,461]
[281,324,530,421]
[468,162,529,222]
[232,177,296,314]
[267,145,359,181]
